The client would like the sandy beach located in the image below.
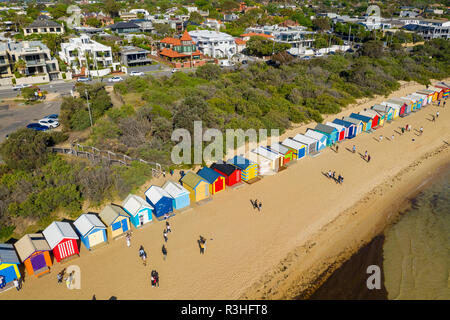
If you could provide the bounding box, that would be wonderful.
[1,79,449,300]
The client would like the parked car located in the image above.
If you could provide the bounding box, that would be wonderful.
[241,60,248,64]
[77,77,91,82]
[314,52,324,57]
[108,76,123,83]
[44,114,59,120]
[39,118,59,128]
[129,71,145,76]
[26,123,49,131]
[12,84,32,91]
[171,68,179,73]
[302,56,312,60]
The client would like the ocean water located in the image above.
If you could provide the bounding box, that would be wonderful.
[308,165,450,300]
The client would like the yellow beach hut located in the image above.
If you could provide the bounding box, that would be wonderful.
[180,171,210,203]
[0,244,21,290]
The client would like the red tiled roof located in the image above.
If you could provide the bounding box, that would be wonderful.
[235,38,247,45]
[159,48,202,58]
[160,37,182,46]
[180,30,192,41]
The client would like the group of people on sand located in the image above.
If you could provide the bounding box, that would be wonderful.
[250,199,262,212]
[327,170,344,184]
[56,268,76,289]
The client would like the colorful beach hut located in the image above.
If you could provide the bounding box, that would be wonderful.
[343,117,364,136]
[42,221,79,263]
[73,213,107,250]
[405,94,422,110]
[313,123,339,146]
[252,146,283,172]
[210,162,241,186]
[197,167,226,195]
[349,113,372,132]
[227,156,258,181]
[14,233,52,277]
[332,119,356,139]
[122,194,153,228]
[428,86,444,100]
[360,109,382,127]
[416,90,434,105]
[99,204,131,239]
[387,99,408,116]
[144,186,174,217]
[162,181,190,210]
[0,244,21,289]
[267,143,296,165]
[380,101,402,118]
[325,122,346,142]
[292,133,318,155]
[304,129,327,151]
[281,138,306,160]
[411,92,428,107]
[434,82,450,98]
[371,104,393,122]
[400,96,418,112]
[180,171,210,202]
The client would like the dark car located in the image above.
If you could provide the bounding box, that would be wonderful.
[241,60,248,64]
[26,123,49,131]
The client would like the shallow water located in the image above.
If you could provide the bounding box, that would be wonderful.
[308,165,450,300]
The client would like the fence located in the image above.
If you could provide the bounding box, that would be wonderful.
[52,144,163,177]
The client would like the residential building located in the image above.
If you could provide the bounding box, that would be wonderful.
[120,12,138,22]
[109,21,141,34]
[159,30,205,68]
[23,15,64,36]
[129,8,150,18]
[202,18,224,31]
[120,46,151,67]
[0,43,13,79]
[223,13,239,22]
[402,20,450,39]
[130,19,154,33]
[189,30,236,58]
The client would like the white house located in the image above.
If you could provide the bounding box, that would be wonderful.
[188,30,236,58]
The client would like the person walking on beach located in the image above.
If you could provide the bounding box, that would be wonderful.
[170,169,174,176]
[258,201,262,212]
[401,127,405,134]
[391,134,394,141]
[367,154,371,163]
[436,111,439,119]
[126,232,131,248]
[443,101,446,108]
[438,100,441,107]
[163,229,168,243]
[163,171,166,178]
[420,127,423,135]
[13,278,20,291]
[405,124,409,132]
[364,150,368,160]
[379,135,383,142]
[332,171,336,180]
[432,115,435,122]
[162,245,167,261]
[65,271,74,289]
[337,174,342,184]
[166,221,171,233]
[328,170,332,179]
[352,145,356,153]
[336,144,339,153]
[199,239,205,254]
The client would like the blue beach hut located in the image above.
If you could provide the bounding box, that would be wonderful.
[144,185,174,218]
[349,113,372,132]
[314,123,339,146]
[304,129,327,151]
[332,118,356,139]
[0,244,21,290]
[122,194,153,228]
[162,180,190,210]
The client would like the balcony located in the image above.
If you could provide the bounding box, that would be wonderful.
[26,59,46,67]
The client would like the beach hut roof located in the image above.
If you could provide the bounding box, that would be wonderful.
[0,243,20,264]
[372,104,391,112]
[314,123,337,134]
[227,155,255,170]
[252,146,282,161]
[333,118,354,128]
[350,113,372,122]
[416,89,434,95]
[197,167,222,184]
[411,93,427,99]
[427,86,442,92]
[145,186,173,205]
[389,98,407,105]
[281,138,305,150]
[162,180,189,198]
[293,133,317,145]
[122,194,153,216]
[99,204,130,226]
[210,162,238,176]
[14,233,51,262]
[434,82,450,88]
[42,221,78,249]
[267,143,289,155]
[325,122,345,131]
[180,171,207,188]
[342,116,362,125]
[305,129,326,141]
[360,110,379,118]
[74,214,106,237]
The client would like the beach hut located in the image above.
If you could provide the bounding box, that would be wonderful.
[0,244,21,289]
[411,92,428,107]
[400,96,418,112]
[434,82,450,98]
[332,119,357,139]
[416,90,434,105]
[210,162,241,186]
[99,204,131,239]
[428,86,444,100]
[342,117,364,136]
[122,194,153,228]
[14,233,52,277]
[197,167,226,195]
[292,133,318,155]
[227,155,258,181]
[349,113,372,132]
[42,221,79,263]
[73,213,107,250]
[360,109,382,127]
[144,186,173,218]
[162,180,190,209]
[380,101,402,118]
[371,104,394,122]
[267,143,296,165]
[405,94,422,110]
[180,171,210,202]
[387,99,408,116]
[304,130,327,151]
[313,123,339,146]
[252,146,283,172]
[325,122,346,142]
[281,138,306,160]
[396,98,413,114]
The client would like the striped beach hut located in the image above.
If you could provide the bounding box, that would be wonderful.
[411,92,429,107]
[267,143,296,165]
[99,204,131,239]
[180,171,210,202]
[14,233,52,277]
[122,194,153,228]
[349,113,372,132]
[313,123,339,146]
[405,94,422,110]
[292,133,318,155]
[144,186,173,217]
[397,97,414,114]
[42,221,79,263]
[73,213,107,250]
[387,98,408,116]
[197,167,226,195]
[361,109,383,127]
[325,122,346,141]
[227,156,258,182]
[332,118,356,139]
[305,129,327,151]
[400,96,418,112]
[380,101,402,118]
[0,244,21,289]
[428,86,444,100]
[434,82,450,98]
[281,138,306,160]
[210,162,241,186]
[251,146,283,172]
[162,181,190,210]
[371,104,394,122]
[416,90,434,105]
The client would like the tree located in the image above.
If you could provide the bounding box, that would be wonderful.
[189,11,204,25]
[86,17,102,28]
[312,17,331,32]
[103,0,121,18]
[195,64,222,81]
[361,40,384,58]
[153,23,172,37]
[220,0,240,13]
[246,36,291,57]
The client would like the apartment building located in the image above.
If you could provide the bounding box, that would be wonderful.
[120,46,151,67]
[0,42,13,78]
[23,15,64,36]
[188,30,236,58]
[245,25,315,51]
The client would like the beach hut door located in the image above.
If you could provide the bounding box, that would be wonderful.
[139,215,144,226]
[30,254,46,271]
[1,266,17,283]
[121,219,129,232]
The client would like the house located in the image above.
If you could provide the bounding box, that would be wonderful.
[99,204,131,239]
[227,155,258,181]
[325,122,346,141]
[42,221,79,263]
[189,30,236,58]
[0,43,13,79]
[109,22,141,34]
[239,32,274,41]
[24,15,64,36]
[122,194,153,228]
[281,138,307,160]
[197,167,226,195]
[313,123,339,146]
[349,113,373,131]
[304,129,327,151]
[159,30,205,68]
[162,181,191,210]
[144,186,174,217]
[434,82,450,98]
[234,38,246,53]
[180,171,210,202]
[410,92,429,107]
[0,244,21,289]
[332,119,357,139]
[120,12,138,22]
[292,133,318,155]
[210,162,241,186]
[202,18,224,31]
[14,233,52,277]
[251,146,283,172]
[267,143,296,165]
[120,46,151,67]
[73,213,107,250]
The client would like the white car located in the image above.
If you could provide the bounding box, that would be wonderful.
[108,76,123,83]
[171,68,179,73]
[38,118,59,128]
[12,84,32,91]
[129,71,144,76]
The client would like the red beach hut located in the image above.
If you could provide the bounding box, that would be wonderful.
[210,162,241,186]
[42,221,79,263]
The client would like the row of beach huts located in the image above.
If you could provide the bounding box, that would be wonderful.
[1,82,449,291]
